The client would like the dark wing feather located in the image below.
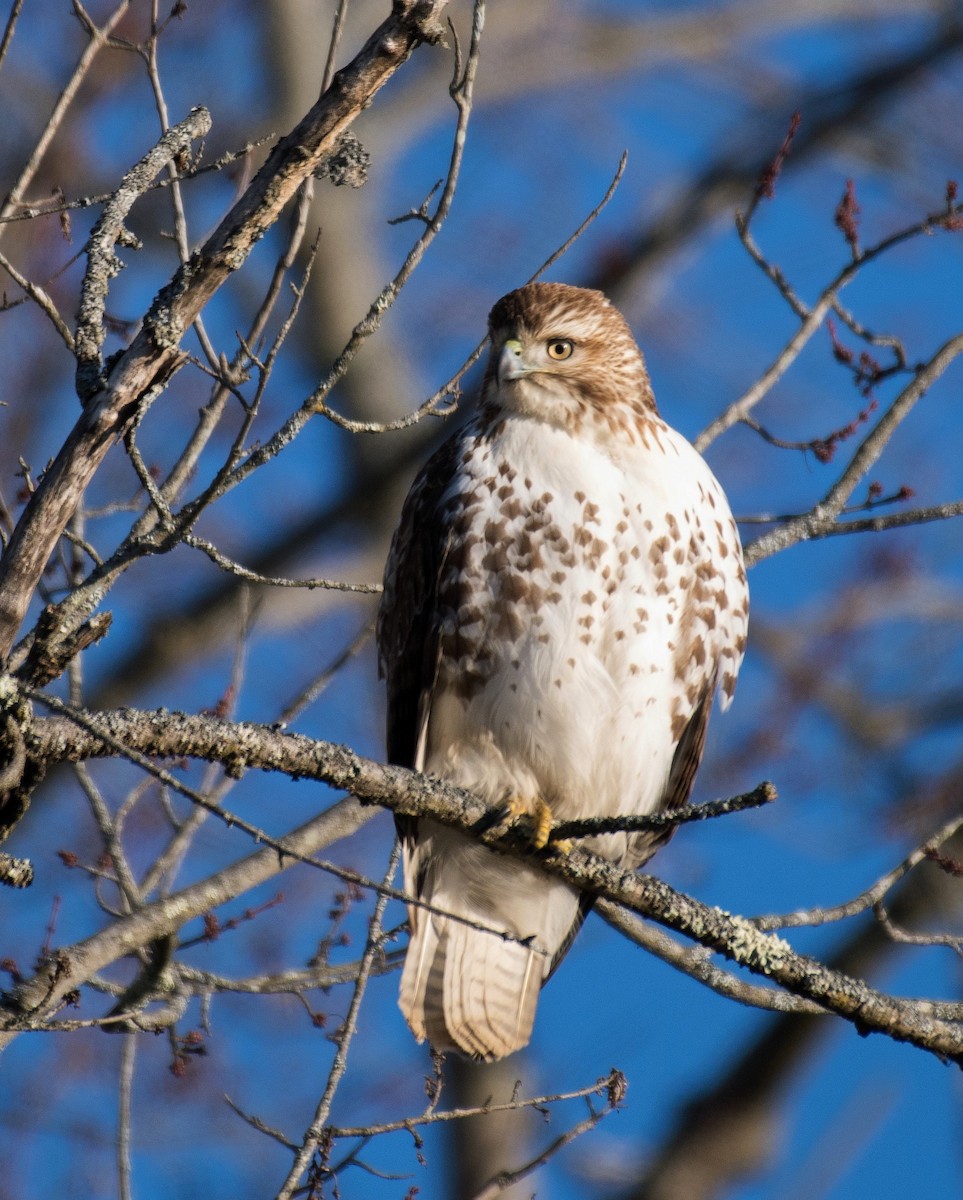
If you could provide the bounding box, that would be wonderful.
[547,891,595,980]
[628,679,716,869]
[664,680,715,813]
[377,434,462,772]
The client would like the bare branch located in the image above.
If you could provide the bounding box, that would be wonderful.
[552,781,776,840]
[597,902,827,1016]
[698,190,963,454]
[0,0,453,658]
[469,1089,620,1199]
[224,1095,298,1152]
[75,105,211,402]
[527,149,628,282]
[175,957,399,998]
[0,248,76,350]
[874,901,963,955]
[180,533,382,595]
[753,809,963,932]
[0,0,25,78]
[12,700,963,1065]
[117,1033,135,1200]
[321,1071,622,1141]
[0,1,131,232]
[298,0,487,435]
[763,498,963,540]
[743,332,963,566]
[0,791,376,1048]
[275,843,400,1198]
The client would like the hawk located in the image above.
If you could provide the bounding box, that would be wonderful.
[378,282,748,1061]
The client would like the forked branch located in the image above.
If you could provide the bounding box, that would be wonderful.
[0,0,453,659]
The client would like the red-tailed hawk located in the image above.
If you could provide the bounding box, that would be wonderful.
[378,282,748,1060]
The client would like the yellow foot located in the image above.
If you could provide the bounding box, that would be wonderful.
[504,794,554,850]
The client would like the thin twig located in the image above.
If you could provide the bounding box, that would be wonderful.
[0,0,25,76]
[177,955,399,997]
[528,149,628,283]
[0,247,76,350]
[743,332,963,567]
[169,228,321,527]
[275,842,401,1200]
[470,1090,621,1200]
[117,1032,136,1200]
[752,808,963,932]
[319,0,349,96]
[327,1071,625,1138]
[73,763,141,909]
[773,499,963,541]
[553,781,775,839]
[697,198,963,453]
[224,1095,298,1151]
[262,0,489,440]
[138,770,229,899]
[181,533,382,594]
[0,139,273,227]
[142,0,219,372]
[0,1,131,232]
[279,618,375,727]
[874,902,963,957]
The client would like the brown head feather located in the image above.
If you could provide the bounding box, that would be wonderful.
[483,283,658,438]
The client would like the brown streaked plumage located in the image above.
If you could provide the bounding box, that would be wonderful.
[378,282,748,1060]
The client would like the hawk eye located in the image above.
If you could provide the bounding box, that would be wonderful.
[546,339,574,361]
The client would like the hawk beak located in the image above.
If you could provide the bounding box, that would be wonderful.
[498,338,528,383]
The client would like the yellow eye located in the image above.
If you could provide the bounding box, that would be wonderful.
[546,339,574,361]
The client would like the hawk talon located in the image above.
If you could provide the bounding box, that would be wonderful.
[501,793,554,850]
[531,798,553,851]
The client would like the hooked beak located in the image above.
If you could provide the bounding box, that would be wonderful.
[497,337,528,383]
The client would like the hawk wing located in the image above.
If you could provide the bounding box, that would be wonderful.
[628,676,716,868]
[377,434,460,773]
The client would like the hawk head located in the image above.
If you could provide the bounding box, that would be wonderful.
[483,282,657,434]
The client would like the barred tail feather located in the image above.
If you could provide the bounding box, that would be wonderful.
[398,912,438,1045]
[398,828,582,1060]
[400,916,544,1061]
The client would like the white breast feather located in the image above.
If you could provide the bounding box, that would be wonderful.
[424,413,746,842]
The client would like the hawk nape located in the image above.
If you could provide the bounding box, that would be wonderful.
[377,282,748,1061]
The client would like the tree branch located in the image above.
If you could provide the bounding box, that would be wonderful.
[0,0,451,658]
[74,106,213,402]
[743,331,963,566]
[12,700,963,1065]
[0,791,376,1050]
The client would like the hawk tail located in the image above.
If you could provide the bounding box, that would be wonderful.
[399,916,544,1062]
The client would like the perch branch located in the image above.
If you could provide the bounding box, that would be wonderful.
[7,700,963,1065]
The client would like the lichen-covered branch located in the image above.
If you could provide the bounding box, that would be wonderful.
[73,106,213,402]
[10,699,963,1066]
